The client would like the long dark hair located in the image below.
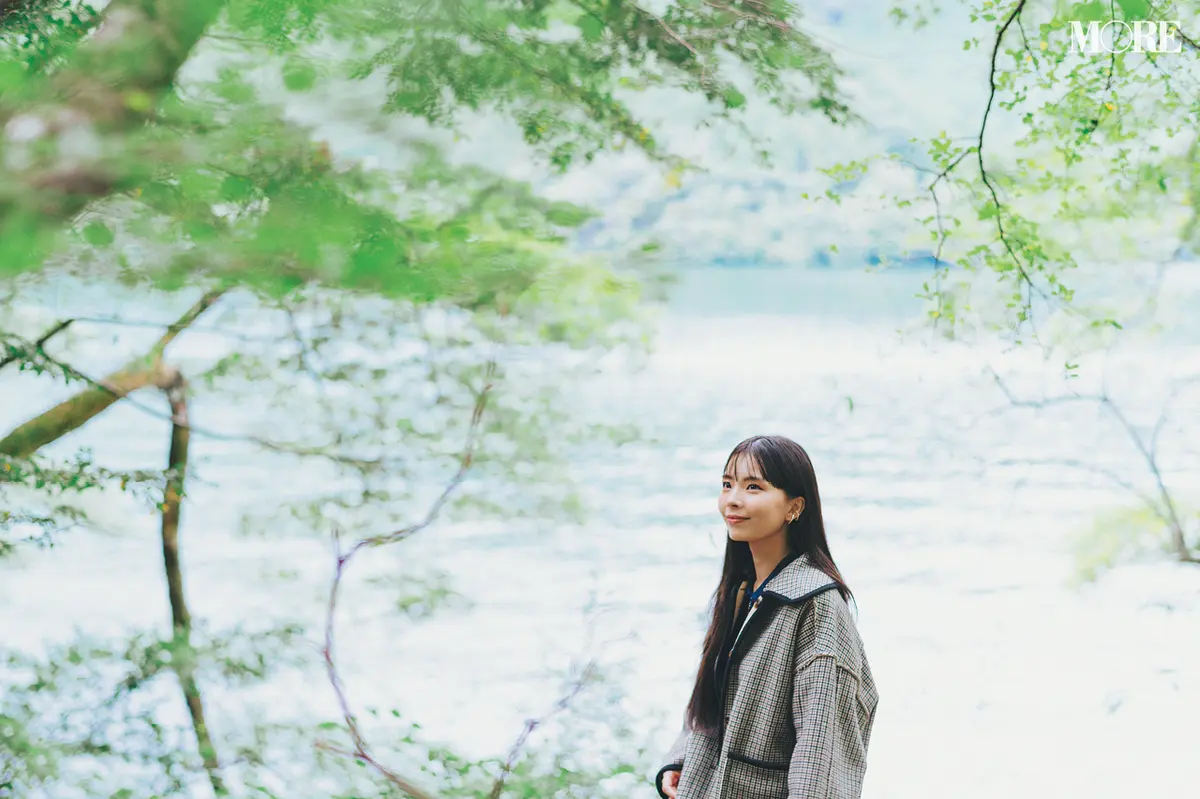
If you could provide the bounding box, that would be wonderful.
[684,435,851,734]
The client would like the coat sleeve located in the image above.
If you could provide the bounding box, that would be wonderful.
[654,721,689,798]
[787,651,870,798]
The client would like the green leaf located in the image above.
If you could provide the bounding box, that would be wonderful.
[1115,0,1151,20]
[723,87,746,110]
[0,61,24,93]
[578,14,604,42]
[1069,1,1109,23]
[82,221,114,246]
[219,175,255,202]
[544,203,593,227]
[282,60,318,92]
[123,90,153,113]
[184,221,218,242]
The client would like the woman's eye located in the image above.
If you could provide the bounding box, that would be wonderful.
[721,481,731,489]
[747,484,760,490]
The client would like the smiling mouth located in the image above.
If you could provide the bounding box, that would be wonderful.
[725,516,749,523]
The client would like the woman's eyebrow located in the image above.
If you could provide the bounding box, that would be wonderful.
[721,473,767,483]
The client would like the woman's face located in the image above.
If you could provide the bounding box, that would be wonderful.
[718,453,803,544]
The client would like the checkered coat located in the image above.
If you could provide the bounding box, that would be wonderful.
[655,556,879,799]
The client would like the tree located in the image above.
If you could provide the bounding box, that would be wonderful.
[821,1,1194,344]
[0,1,852,795]
[986,360,1200,568]
[842,0,1200,565]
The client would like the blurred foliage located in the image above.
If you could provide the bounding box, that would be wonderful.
[0,450,167,553]
[365,568,473,620]
[0,623,304,796]
[0,0,849,282]
[0,623,653,798]
[1071,501,1200,584]
[834,2,1200,345]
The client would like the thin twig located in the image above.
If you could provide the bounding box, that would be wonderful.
[318,357,497,797]
[0,318,75,372]
[924,150,972,326]
[22,313,281,344]
[702,0,790,34]
[629,1,698,57]
[0,291,226,459]
[279,300,345,446]
[1149,374,1200,461]
[987,365,1198,563]
[991,455,1159,510]
[1078,0,1119,139]
[978,1,1040,322]
[488,661,597,799]
[1014,14,1042,78]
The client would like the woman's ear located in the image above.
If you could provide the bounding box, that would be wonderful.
[793,497,805,517]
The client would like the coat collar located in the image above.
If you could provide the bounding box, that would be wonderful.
[745,553,839,605]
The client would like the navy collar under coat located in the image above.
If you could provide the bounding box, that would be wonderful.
[744,553,840,605]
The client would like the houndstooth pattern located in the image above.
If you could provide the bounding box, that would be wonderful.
[656,556,879,799]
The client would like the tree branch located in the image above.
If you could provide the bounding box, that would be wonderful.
[1014,13,1042,78]
[1099,391,1196,563]
[5,331,397,470]
[0,0,33,22]
[918,0,1083,337]
[0,290,224,459]
[1078,0,1119,139]
[628,2,699,58]
[0,317,74,372]
[978,1,1039,318]
[1149,374,1200,461]
[488,661,597,799]
[702,0,791,35]
[987,366,1197,563]
[992,455,1159,510]
[918,150,972,328]
[319,358,497,798]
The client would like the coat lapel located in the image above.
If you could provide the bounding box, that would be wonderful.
[758,554,840,604]
[727,555,839,663]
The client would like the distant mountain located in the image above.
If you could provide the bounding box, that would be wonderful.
[541,3,987,273]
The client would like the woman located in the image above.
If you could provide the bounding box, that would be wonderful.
[655,435,879,799]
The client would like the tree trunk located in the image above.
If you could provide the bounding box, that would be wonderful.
[1,0,231,231]
[160,368,226,796]
[1164,515,1198,564]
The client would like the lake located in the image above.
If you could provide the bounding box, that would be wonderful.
[3,265,1198,798]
